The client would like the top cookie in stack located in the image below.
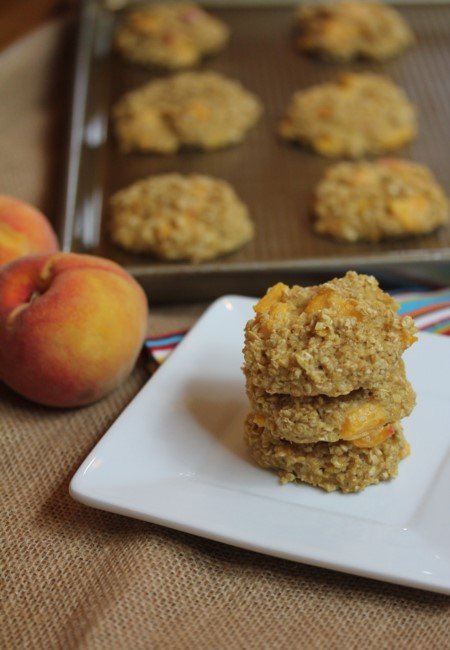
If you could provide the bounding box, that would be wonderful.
[243,271,417,397]
[243,271,417,492]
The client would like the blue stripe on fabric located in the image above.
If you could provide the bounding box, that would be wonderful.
[397,294,450,315]
[144,334,185,348]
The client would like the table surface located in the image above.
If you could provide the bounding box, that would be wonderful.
[1,9,450,650]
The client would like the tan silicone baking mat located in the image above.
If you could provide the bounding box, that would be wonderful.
[64,3,450,300]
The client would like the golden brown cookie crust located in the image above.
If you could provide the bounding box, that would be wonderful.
[245,416,409,493]
[113,71,262,154]
[246,360,416,444]
[109,174,255,263]
[314,159,450,242]
[114,3,229,70]
[296,2,414,62]
[243,272,417,397]
[278,73,417,158]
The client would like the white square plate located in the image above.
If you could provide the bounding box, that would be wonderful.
[70,296,450,594]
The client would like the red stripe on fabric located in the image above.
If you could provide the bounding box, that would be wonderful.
[145,329,188,342]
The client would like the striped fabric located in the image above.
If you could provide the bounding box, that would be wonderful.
[394,288,450,335]
[144,289,450,370]
[144,330,188,372]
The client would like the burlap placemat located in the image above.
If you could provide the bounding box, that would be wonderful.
[1,17,449,650]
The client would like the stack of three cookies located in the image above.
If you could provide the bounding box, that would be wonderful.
[243,272,417,493]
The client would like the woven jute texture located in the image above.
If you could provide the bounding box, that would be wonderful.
[1,17,450,650]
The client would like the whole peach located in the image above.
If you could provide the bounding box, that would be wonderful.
[0,195,59,266]
[0,253,148,407]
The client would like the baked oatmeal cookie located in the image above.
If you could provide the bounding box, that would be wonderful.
[110,173,254,262]
[296,2,414,62]
[246,360,415,444]
[278,73,417,158]
[114,3,229,70]
[314,159,449,242]
[112,71,262,154]
[243,272,417,397]
[245,415,409,493]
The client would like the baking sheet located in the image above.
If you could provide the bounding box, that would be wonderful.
[60,1,450,300]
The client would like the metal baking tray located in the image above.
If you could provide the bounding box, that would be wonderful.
[60,1,450,301]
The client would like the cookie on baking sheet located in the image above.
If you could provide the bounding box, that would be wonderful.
[296,1,414,62]
[114,3,229,70]
[246,360,416,445]
[314,159,450,242]
[109,173,254,263]
[278,73,417,158]
[112,71,262,154]
[245,416,409,493]
[242,271,417,398]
